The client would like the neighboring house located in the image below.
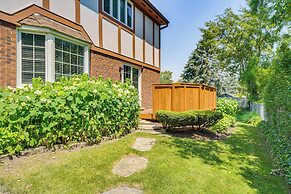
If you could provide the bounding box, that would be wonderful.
[0,0,169,109]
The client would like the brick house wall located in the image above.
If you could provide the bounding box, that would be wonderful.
[0,20,160,109]
[90,51,160,109]
[0,20,17,87]
[141,68,160,109]
[90,51,122,81]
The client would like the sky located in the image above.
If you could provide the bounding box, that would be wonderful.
[150,0,247,81]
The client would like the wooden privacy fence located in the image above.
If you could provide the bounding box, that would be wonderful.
[152,83,217,115]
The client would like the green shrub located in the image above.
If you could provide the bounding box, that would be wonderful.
[261,41,291,185]
[0,75,140,155]
[236,111,261,126]
[217,98,239,116]
[258,122,291,185]
[156,110,223,131]
[210,115,236,133]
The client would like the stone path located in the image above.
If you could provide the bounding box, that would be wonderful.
[104,137,156,194]
[132,138,156,152]
[102,186,143,194]
[112,155,148,177]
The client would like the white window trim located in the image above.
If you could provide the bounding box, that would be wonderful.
[121,64,142,104]
[102,0,133,29]
[16,25,90,88]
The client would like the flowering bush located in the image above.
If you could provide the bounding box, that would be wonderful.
[0,75,140,155]
[216,98,239,116]
[210,115,236,133]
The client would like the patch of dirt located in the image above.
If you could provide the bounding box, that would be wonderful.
[149,126,235,140]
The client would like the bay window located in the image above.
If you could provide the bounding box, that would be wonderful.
[55,38,85,80]
[17,29,89,87]
[103,0,133,28]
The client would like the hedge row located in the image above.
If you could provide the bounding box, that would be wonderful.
[262,43,291,185]
[156,110,223,131]
[0,75,140,155]
[258,122,291,184]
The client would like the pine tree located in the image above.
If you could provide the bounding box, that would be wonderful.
[181,41,212,84]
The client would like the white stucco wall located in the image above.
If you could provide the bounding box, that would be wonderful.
[80,1,99,46]
[50,0,75,22]
[102,19,119,53]
[121,30,133,58]
[145,42,153,65]
[135,36,143,62]
[0,0,42,14]
[154,48,160,67]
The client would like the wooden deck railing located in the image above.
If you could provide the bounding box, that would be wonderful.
[152,83,217,115]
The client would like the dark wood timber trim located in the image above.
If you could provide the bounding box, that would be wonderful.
[143,14,145,62]
[75,0,80,23]
[99,13,103,48]
[152,22,155,66]
[118,26,121,53]
[42,0,50,10]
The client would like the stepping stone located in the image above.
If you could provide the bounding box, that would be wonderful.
[112,155,148,177]
[102,186,143,194]
[132,138,156,152]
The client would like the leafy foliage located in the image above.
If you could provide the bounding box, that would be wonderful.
[0,75,140,155]
[216,98,239,116]
[210,115,236,133]
[180,31,239,96]
[156,110,223,131]
[260,37,291,184]
[258,122,291,185]
[236,111,261,126]
[160,71,174,84]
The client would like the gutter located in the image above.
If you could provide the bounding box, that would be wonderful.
[160,23,168,30]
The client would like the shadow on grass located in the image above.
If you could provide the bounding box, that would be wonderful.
[162,123,288,193]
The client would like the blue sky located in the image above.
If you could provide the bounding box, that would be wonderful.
[150,0,247,81]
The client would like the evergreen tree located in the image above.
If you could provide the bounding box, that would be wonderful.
[181,41,212,84]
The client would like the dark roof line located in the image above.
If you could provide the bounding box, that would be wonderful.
[143,0,170,25]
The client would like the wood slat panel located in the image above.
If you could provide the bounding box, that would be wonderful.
[152,83,216,115]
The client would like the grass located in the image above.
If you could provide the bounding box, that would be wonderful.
[0,123,289,194]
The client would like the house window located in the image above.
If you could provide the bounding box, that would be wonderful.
[102,0,133,28]
[17,29,89,87]
[122,65,140,91]
[21,33,46,84]
[55,38,85,80]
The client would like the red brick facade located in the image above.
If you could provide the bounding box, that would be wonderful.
[0,20,17,87]
[141,68,160,109]
[90,50,160,109]
[90,50,122,81]
[0,21,160,109]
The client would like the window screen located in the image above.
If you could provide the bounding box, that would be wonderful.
[21,33,46,84]
[55,38,84,81]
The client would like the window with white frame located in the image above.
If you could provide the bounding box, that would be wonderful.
[55,38,85,81]
[21,33,46,84]
[123,65,140,91]
[18,30,89,86]
[103,0,133,28]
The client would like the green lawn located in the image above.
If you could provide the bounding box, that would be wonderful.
[0,123,288,194]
